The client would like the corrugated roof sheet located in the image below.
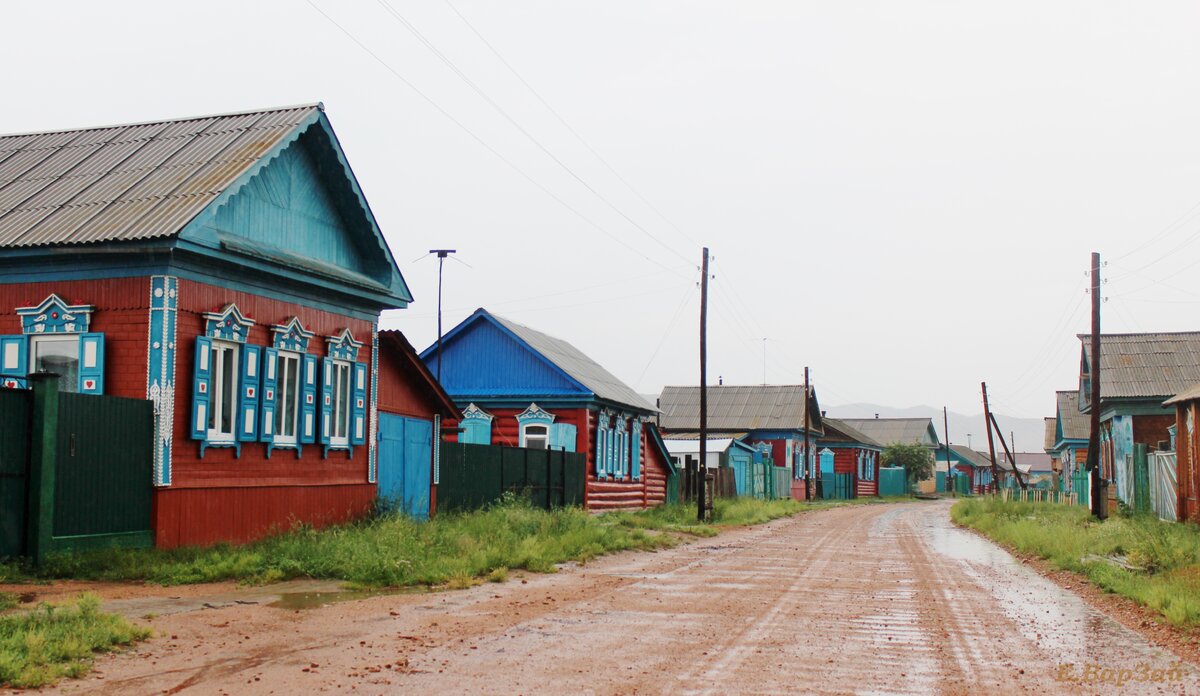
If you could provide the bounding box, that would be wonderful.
[945,444,991,469]
[489,313,656,413]
[1166,381,1200,406]
[820,417,884,448]
[835,418,939,447]
[1079,332,1200,400]
[1044,417,1057,451]
[0,104,319,248]
[657,385,820,433]
[1055,390,1088,440]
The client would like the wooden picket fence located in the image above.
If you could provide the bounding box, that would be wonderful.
[999,488,1079,505]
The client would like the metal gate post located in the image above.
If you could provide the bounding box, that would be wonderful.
[26,373,59,566]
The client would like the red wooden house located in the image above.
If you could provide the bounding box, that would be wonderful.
[419,309,674,511]
[0,104,423,547]
[818,417,883,497]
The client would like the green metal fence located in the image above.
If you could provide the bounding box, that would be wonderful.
[438,443,585,512]
[0,388,31,558]
[1132,444,1151,515]
[0,378,154,561]
[771,466,791,500]
[1071,470,1090,508]
[821,472,854,500]
[51,392,154,551]
[879,467,907,496]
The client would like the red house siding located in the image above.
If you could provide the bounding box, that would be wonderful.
[0,278,152,400]
[157,278,377,548]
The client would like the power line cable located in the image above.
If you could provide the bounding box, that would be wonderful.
[634,284,697,389]
[374,0,695,266]
[439,0,704,253]
[305,0,681,274]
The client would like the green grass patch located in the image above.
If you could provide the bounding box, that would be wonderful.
[0,593,150,689]
[0,496,864,590]
[0,593,16,613]
[952,498,1200,627]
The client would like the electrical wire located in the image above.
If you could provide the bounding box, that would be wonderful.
[374,0,695,267]
[439,0,704,253]
[634,284,696,389]
[305,0,683,274]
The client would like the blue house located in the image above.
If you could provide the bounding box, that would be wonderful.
[420,308,675,511]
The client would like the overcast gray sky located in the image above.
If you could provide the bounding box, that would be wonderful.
[5,1,1200,418]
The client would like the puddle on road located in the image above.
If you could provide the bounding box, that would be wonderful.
[269,586,428,610]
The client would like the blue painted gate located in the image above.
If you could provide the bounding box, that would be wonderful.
[378,413,433,519]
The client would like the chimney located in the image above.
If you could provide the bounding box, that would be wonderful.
[718,376,723,385]
[874,413,879,419]
[821,410,827,417]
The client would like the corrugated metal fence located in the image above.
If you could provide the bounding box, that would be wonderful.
[878,467,907,497]
[1150,452,1178,522]
[437,443,585,512]
[0,388,30,558]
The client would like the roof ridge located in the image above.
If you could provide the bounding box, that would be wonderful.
[0,103,323,140]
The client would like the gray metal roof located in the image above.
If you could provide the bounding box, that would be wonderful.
[1055,390,1089,440]
[1079,332,1200,401]
[836,418,940,448]
[942,444,991,469]
[820,417,884,448]
[490,313,656,413]
[1166,381,1200,406]
[0,104,319,248]
[1043,417,1057,451]
[656,385,822,433]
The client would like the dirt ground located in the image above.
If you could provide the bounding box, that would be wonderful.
[22,501,1200,695]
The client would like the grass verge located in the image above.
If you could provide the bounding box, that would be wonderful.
[0,594,150,688]
[0,496,877,590]
[952,497,1200,627]
[0,593,16,612]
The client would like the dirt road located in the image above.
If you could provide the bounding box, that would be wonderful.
[49,501,1197,695]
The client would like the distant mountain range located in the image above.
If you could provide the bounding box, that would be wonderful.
[825,403,1047,454]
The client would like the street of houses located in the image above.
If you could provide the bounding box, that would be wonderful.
[5,103,1200,694]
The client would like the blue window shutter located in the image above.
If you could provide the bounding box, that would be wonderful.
[351,361,367,446]
[260,348,278,444]
[607,427,616,477]
[77,332,104,394]
[550,423,577,452]
[631,423,642,480]
[191,336,213,440]
[461,418,490,445]
[319,357,334,445]
[0,335,27,388]
[238,344,261,441]
[300,354,318,444]
[595,422,606,477]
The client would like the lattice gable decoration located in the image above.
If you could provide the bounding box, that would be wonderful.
[272,317,315,352]
[326,328,363,361]
[516,403,556,424]
[461,403,493,422]
[17,293,93,334]
[203,303,254,343]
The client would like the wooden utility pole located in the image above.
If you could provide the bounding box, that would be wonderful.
[981,382,1000,493]
[944,406,953,497]
[990,414,1027,490]
[698,247,710,522]
[804,366,812,501]
[1086,252,1105,519]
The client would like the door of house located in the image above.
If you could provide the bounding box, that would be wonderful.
[378,413,433,518]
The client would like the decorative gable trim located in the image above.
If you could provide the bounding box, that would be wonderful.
[203,303,254,343]
[272,317,315,352]
[18,293,93,334]
[461,403,493,422]
[516,403,556,424]
[325,328,363,361]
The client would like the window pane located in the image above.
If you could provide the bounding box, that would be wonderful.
[33,338,79,393]
[208,347,219,430]
[220,346,235,435]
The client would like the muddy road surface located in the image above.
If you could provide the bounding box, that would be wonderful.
[49,501,1197,695]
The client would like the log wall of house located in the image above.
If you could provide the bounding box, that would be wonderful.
[158,278,377,548]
